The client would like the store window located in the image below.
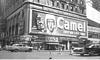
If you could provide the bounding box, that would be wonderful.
[88,32,99,39]
[88,32,93,38]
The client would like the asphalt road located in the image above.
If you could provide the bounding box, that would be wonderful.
[0,50,100,59]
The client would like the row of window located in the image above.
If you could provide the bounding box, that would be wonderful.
[34,0,85,5]
[33,0,86,14]
[88,31,100,39]
[5,0,86,17]
[6,9,25,37]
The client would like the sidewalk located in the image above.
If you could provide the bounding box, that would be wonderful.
[33,50,71,55]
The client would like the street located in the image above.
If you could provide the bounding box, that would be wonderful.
[0,50,100,59]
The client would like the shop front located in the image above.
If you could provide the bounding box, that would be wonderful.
[28,9,88,51]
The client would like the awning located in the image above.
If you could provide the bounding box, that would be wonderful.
[31,42,42,44]
[46,43,64,46]
[46,42,59,45]
[67,38,79,42]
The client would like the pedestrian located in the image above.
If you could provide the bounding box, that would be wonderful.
[70,44,73,55]
[58,46,62,55]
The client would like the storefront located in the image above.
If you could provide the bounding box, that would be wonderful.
[4,1,88,50]
[28,8,88,50]
[88,26,100,44]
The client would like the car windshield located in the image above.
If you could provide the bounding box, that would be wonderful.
[88,44,100,48]
[72,43,84,47]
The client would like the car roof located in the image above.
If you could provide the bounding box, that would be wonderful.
[13,44,24,45]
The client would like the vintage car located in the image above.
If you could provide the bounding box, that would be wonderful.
[71,43,100,56]
[5,44,33,52]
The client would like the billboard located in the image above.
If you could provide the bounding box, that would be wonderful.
[29,10,87,37]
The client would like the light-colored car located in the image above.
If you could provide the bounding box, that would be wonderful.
[5,44,33,52]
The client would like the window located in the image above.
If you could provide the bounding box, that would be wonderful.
[22,10,24,18]
[70,5,74,11]
[82,8,84,14]
[75,7,78,12]
[12,25,15,35]
[66,4,69,10]
[56,1,60,8]
[88,32,93,38]
[9,27,11,36]
[88,32,99,39]
[61,3,65,9]
[80,0,84,5]
[51,0,55,6]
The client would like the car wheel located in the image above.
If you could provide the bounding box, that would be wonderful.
[10,50,14,52]
[28,49,32,52]
[89,51,94,56]
[80,54,84,56]
[98,54,100,56]
[14,49,18,52]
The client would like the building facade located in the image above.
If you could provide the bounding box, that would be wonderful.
[0,0,6,47]
[88,26,100,43]
[3,0,88,50]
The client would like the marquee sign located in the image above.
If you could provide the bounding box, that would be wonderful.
[29,10,87,36]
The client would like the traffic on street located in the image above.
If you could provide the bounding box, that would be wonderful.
[0,50,100,59]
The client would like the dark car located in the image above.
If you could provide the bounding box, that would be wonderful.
[85,44,100,56]
[71,42,100,56]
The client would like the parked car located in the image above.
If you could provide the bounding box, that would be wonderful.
[5,44,33,52]
[72,43,100,56]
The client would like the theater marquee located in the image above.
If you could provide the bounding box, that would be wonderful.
[29,10,88,37]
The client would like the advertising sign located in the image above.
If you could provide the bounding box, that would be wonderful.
[46,36,58,42]
[29,10,87,37]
